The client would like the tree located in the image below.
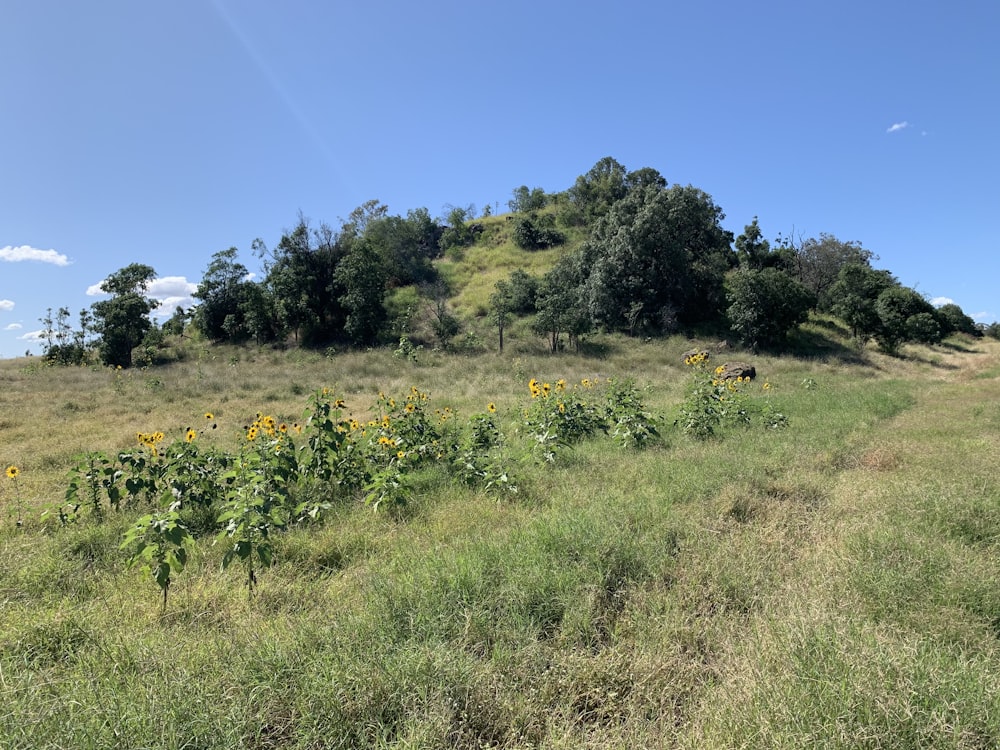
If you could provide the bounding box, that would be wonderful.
[90,264,160,368]
[564,156,629,225]
[533,254,591,352]
[335,240,387,346]
[935,303,980,337]
[511,213,565,250]
[507,269,538,314]
[192,247,253,342]
[828,263,898,344]
[259,218,345,346]
[873,286,939,354]
[489,280,513,353]
[583,184,735,333]
[508,185,548,213]
[725,268,815,350]
[793,234,875,311]
[438,205,477,255]
[735,217,771,270]
[40,306,91,365]
[362,207,442,288]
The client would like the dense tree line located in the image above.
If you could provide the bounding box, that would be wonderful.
[40,157,986,367]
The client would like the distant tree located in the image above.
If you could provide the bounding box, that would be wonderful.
[793,234,875,311]
[508,185,548,213]
[735,217,771,270]
[259,218,345,345]
[161,306,190,337]
[423,280,461,349]
[828,263,898,344]
[583,183,735,333]
[362,207,442,288]
[507,269,538,314]
[935,303,980,337]
[873,286,939,353]
[511,213,565,250]
[533,254,591,352]
[335,240,387,346]
[40,306,90,365]
[564,156,629,225]
[725,268,815,350]
[90,263,160,368]
[489,279,513,353]
[438,205,477,255]
[192,247,254,342]
[625,167,667,192]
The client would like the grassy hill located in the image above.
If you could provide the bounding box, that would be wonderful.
[0,328,998,748]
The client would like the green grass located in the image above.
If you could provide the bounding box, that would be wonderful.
[0,333,998,747]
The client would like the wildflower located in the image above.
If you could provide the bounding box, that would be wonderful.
[581,378,592,388]
[334,399,346,409]
[349,419,360,431]
[762,382,772,391]
[542,382,551,396]
[246,426,259,441]
[279,423,288,433]
[5,465,18,480]
[185,428,197,443]
[293,423,302,434]
[204,412,214,420]
[405,403,415,413]
[555,379,566,392]
[558,402,566,413]
[397,450,405,460]
[487,403,496,413]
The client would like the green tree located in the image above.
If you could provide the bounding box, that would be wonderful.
[533,254,591,352]
[489,279,513,353]
[192,247,253,342]
[259,219,345,346]
[583,184,735,333]
[40,306,91,365]
[935,303,980,337]
[725,268,815,350]
[735,217,771,270]
[361,207,441,288]
[874,286,939,353]
[829,263,898,344]
[335,240,387,346]
[508,185,548,213]
[793,234,875,311]
[564,156,629,225]
[90,263,159,368]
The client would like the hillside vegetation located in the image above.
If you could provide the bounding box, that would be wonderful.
[1,325,998,748]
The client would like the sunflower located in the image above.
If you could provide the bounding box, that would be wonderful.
[6,465,18,480]
[487,403,497,413]
[185,429,197,443]
[204,412,214,421]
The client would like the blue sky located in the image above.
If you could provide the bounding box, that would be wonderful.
[3,0,998,358]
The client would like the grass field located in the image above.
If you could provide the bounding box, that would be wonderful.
[0,328,997,748]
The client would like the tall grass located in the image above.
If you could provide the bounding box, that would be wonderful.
[0,334,998,748]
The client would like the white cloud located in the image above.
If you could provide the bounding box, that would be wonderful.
[148,276,199,298]
[4,323,22,331]
[0,299,14,311]
[886,121,910,133]
[87,275,199,317]
[972,311,996,323]
[931,296,955,307]
[17,329,45,342]
[0,245,71,265]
